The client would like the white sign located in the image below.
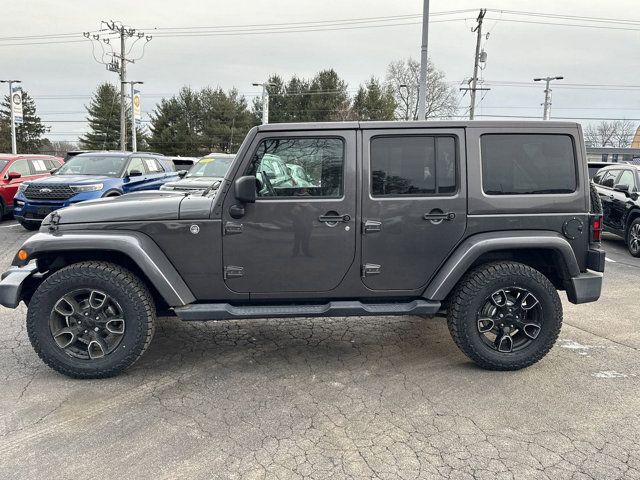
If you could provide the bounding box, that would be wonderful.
[11,86,23,124]
[133,89,141,124]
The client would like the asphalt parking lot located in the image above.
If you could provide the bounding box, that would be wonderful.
[0,219,638,480]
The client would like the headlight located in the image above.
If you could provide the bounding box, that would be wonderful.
[70,183,103,193]
[17,183,29,194]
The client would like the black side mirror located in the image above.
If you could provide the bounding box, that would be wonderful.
[128,169,143,177]
[177,169,188,178]
[235,175,257,203]
[614,183,630,194]
[6,171,21,180]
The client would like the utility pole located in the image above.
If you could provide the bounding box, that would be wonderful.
[85,22,152,151]
[534,76,564,120]
[0,80,21,154]
[417,0,430,121]
[468,9,486,120]
[253,82,275,124]
[123,81,143,152]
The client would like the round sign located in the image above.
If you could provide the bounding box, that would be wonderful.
[12,93,21,106]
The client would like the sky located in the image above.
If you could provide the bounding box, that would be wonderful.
[2,0,640,142]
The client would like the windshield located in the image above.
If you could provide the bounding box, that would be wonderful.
[0,160,8,172]
[56,155,128,177]
[186,157,233,178]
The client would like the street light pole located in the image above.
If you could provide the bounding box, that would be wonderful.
[417,0,430,121]
[253,82,275,124]
[1,80,21,154]
[123,81,144,152]
[534,76,564,120]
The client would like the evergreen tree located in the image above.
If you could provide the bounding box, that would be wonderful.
[0,90,47,153]
[351,77,397,121]
[79,82,145,151]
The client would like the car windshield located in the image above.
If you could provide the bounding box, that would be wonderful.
[186,157,233,178]
[0,160,8,172]
[56,155,127,177]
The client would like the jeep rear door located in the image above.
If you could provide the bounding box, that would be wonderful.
[360,128,467,291]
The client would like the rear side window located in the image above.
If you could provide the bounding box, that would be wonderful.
[30,159,50,174]
[144,158,164,173]
[370,135,457,196]
[481,134,577,195]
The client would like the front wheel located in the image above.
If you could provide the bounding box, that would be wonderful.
[447,261,562,370]
[627,219,640,257]
[27,261,156,378]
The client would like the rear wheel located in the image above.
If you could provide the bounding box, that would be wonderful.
[447,261,562,370]
[627,218,640,257]
[27,261,156,378]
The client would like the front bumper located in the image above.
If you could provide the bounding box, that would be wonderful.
[0,265,38,308]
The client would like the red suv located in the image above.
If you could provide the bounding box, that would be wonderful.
[0,154,64,218]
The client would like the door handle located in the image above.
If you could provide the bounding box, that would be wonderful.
[423,212,456,222]
[319,213,351,223]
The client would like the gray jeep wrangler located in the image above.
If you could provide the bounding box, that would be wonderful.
[0,121,605,378]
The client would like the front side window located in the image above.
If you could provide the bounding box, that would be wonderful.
[370,135,457,196]
[9,159,31,176]
[246,137,344,198]
[600,170,620,188]
[616,170,637,191]
[57,155,128,177]
[126,158,147,176]
[481,134,577,195]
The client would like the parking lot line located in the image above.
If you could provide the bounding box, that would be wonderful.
[0,223,19,229]
[605,257,617,263]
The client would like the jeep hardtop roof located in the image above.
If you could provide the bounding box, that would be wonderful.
[255,120,581,132]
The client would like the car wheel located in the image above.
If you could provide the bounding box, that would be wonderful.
[26,261,156,379]
[447,261,562,371]
[19,220,40,231]
[627,219,640,257]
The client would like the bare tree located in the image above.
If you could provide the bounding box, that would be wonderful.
[385,58,458,120]
[584,120,636,148]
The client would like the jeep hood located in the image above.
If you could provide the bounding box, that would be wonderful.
[42,191,187,225]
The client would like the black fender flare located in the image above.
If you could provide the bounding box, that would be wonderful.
[102,189,123,197]
[423,231,581,301]
[13,231,196,307]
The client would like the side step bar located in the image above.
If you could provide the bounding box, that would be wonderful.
[174,299,441,321]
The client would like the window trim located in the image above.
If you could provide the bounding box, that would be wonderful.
[246,135,346,200]
[368,134,460,198]
[479,133,579,196]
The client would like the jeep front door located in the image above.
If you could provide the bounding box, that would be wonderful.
[222,132,356,294]
[361,129,467,291]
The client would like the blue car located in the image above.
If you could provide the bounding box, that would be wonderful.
[13,151,180,230]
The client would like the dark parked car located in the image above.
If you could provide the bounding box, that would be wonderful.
[0,121,604,378]
[592,164,640,256]
[13,152,178,230]
[0,154,64,218]
[161,154,235,193]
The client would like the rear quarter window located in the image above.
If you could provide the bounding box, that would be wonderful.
[481,134,577,195]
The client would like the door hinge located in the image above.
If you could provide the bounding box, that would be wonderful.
[224,221,243,235]
[223,266,244,279]
[361,263,382,277]
[362,219,382,234]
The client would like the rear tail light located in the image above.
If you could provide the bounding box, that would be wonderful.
[590,215,603,243]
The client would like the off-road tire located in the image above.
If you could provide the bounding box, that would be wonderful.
[19,219,40,231]
[590,181,603,215]
[447,261,562,370]
[27,261,156,379]
[627,218,640,257]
